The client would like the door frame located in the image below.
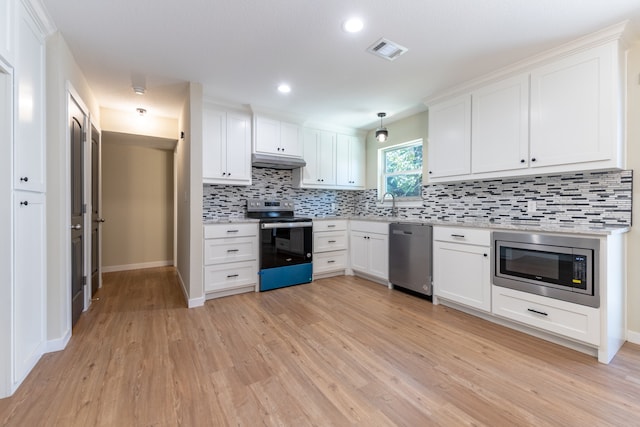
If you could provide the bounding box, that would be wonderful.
[65,83,93,329]
[89,122,103,292]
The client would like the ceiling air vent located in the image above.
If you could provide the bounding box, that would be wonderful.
[367,38,408,61]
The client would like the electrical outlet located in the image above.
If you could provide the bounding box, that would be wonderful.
[527,200,537,212]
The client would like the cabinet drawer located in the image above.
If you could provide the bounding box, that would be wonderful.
[313,251,348,274]
[204,222,257,239]
[433,226,490,246]
[314,231,348,253]
[313,219,347,232]
[204,261,257,293]
[350,220,389,235]
[492,286,600,345]
[204,237,257,265]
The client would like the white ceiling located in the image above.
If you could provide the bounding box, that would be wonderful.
[40,0,640,131]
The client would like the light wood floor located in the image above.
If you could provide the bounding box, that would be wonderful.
[1,267,640,426]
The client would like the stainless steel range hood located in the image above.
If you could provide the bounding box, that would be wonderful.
[251,153,306,169]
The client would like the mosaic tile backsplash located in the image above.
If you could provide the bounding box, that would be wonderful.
[203,168,632,227]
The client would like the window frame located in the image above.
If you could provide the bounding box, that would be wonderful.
[377,138,424,205]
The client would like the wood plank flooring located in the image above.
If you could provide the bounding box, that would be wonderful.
[1,267,640,426]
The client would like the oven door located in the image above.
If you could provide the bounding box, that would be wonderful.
[259,222,312,269]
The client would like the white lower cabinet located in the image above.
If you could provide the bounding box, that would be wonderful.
[349,220,389,283]
[433,226,491,312]
[492,285,600,346]
[313,219,348,277]
[203,223,258,298]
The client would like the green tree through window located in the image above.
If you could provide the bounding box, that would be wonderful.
[381,140,423,197]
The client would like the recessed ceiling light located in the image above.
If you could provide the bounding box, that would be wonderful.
[343,17,364,33]
[277,83,291,94]
[136,107,147,116]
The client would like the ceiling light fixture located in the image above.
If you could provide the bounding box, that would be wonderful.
[376,112,388,142]
[132,85,145,95]
[277,83,291,94]
[136,107,147,116]
[343,17,363,33]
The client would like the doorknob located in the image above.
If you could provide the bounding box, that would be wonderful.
[71,224,82,230]
[96,218,105,223]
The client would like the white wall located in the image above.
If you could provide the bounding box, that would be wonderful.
[625,41,640,341]
[101,107,179,140]
[176,82,204,307]
[45,32,99,345]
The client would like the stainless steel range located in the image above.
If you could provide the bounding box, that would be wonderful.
[247,199,313,291]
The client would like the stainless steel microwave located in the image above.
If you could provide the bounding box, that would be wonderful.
[493,232,600,308]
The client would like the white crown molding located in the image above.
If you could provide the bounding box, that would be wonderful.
[21,0,56,36]
[424,20,631,106]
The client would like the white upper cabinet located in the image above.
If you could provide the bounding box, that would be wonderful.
[254,116,302,158]
[336,133,365,189]
[295,128,336,187]
[530,42,618,168]
[426,34,624,183]
[203,107,251,185]
[14,1,44,193]
[471,74,530,174]
[0,0,13,61]
[427,94,471,179]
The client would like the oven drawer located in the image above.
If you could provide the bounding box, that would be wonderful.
[313,251,348,274]
[204,223,258,239]
[204,237,257,265]
[204,261,257,292]
[433,226,490,246]
[313,219,348,232]
[492,285,600,345]
[314,231,348,253]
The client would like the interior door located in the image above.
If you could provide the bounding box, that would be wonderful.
[69,98,85,327]
[90,124,102,297]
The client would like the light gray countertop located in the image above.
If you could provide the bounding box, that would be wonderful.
[203,215,629,235]
[312,215,630,236]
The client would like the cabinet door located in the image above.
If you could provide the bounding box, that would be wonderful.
[301,129,320,184]
[427,94,471,179]
[472,74,530,173]
[14,3,44,192]
[433,241,491,312]
[350,231,369,272]
[530,42,616,168]
[254,116,281,154]
[336,134,365,188]
[202,108,225,180]
[13,191,45,385]
[368,233,389,281]
[280,121,302,157]
[225,112,251,183]
[317,130,336,185]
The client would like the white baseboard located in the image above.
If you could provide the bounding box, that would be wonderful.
[175,269,205,308]
[627,330,640,345]
[45,329,71,353]
[102,260,173,273]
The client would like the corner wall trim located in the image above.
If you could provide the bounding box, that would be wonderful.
[45,329,71,353]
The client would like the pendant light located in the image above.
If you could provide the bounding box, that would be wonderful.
[376,112,388,142]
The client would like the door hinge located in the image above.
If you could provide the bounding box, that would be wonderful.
[82,203,87,214]
[83,275,87,286]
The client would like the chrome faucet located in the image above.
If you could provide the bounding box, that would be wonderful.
[381,192,398,217]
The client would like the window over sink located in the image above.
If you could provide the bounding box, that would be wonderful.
[378,139,423,201]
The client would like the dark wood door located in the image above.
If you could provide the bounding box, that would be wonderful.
[70,99,85,327]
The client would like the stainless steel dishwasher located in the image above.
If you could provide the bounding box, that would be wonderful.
[389,222,433,296]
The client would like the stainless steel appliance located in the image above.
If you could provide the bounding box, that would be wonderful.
[247,199,313,291]
[493,231,599,307]
[389,222,433,296]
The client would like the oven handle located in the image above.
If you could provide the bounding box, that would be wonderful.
[261,222,313,230]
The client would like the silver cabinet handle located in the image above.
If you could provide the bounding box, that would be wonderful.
[227,249,239,253]
[328,240,336,243]
[71,224,82,230]
[226,229,239,233]
[226,274,239,278]
[327,224,336,228]
[451,234,465,238]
